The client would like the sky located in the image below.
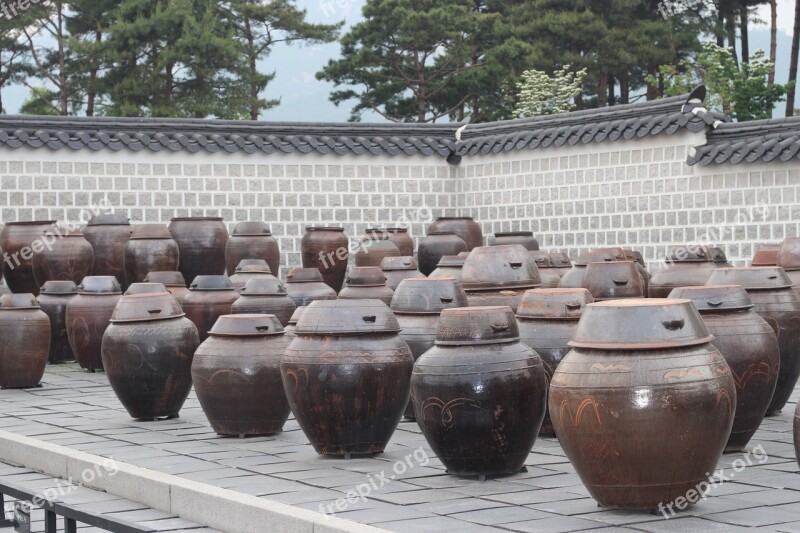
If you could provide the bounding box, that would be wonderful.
[1,0,799,121]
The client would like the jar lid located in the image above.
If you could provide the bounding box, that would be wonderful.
[130,224,172,240]
[288,306,306,326]
[574,249,625,266]
[125,283,168,295]
[666,245,712,263]
[5,220,56,227]
[43,226,83,238]
[516,288,593,320]
[86,213,130,226]
[380,256,418,271]
[528,251,552,268]
[707,246,730,264]
[461,245,541,290]
[435,255,466,268]
[39,281,78,295]
[189,275,236,291]
[78,276,122,295]
[234,259,272,274]
[494,231,534,237]
[295,300,400,334]
[436,216,474,221]
[569,298,714,350]
[0,293,40,310]
[285,268,324,283]
[668,285,754,312]
[622,248,646,266]
[435,306,519,346]
[306,226,345,232]
[752,248,779,266]
[345,267,387,287]
[110,292,184,323]
[777,237,800,271]
[582,261,644,301]
[170,216,224,222]
[384,228,408,233]
[706,267,795,290]
[209,314,285,337]
[232,221,272,236]
[240,277,287,296]
[144,271,187,287]
[390,278,468,314]
[549,252,572,268]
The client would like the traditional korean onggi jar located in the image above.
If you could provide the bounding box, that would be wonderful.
[192,314,291,436]
[83,213,131,289]
[32,226,94,288]
[301,226,349,293]
[581,261,645,301]
[285,306,306,339]
[339,266,395,306]
[0,220,57,294]
[228,259,274,292]
[412,306,547,477]
[622,248,651,293]
[384,228,414,256]
[669,285,779,452]
[66,276,122,372]
[225,221,280,277]
[181,275,239,342]
[102,289,199,420]
[354,229,401,267]
[125,282,168,295]
[528,252,561,288]
[282,299,413,456]
[516,288,593,436]
[0,294,50,388]
[752,243,781,266]
[284,268,337,306]
[488,232,540,251]
[37,281,78,363]
[232,278,296,326]
[648,244,717,298]
[124,224,180,286]
[708,246,733,268]
[558,249,625,289]
[549,252,573,277]
[143,271,189,305]
[429,255,466,280]
[390,277,469,419]
[427,217,483,250]
[168,217,228,285]
[418,232,468,276]
[380,256,423,290]
[706,267,800,415]
[461,245,541,312]
[777,237,800,293]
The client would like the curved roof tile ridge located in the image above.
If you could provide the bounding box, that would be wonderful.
[687,114,800,166]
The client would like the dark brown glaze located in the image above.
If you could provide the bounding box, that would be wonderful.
[281,299,413,456]
[0,294,50,388]
[412,306,546,476]
[581,261,645,301]
[32,227,95,287]
[752,243,781,266]
[225,222,280,277]
[83,213,131,289]
[429,255,466,280]
[380,256,424,291]
[143,271,189,306]
[301,226,349,293]
[795,403,800,468]
[192,314,291,436]
[706,267,800,415]
[181,275,239,342]
[384,228,414,256]
[558,249,625,289]
[427,217,483,250]
[528,252,561,288]
[418,233,468,276]
[0,221,57,294]
[778,237,800,295]
[488,232,540,251]
[284,268,338,307]
[622,248,647,267]
[550,298,735,510]
[669,285,779,452]
[37,281,78,363]
[66,276,122,372]
[101,291,199,420]
[232,278,296,326]
[338,266,395,306]
[462,245,540,313]
[123,224,180,286]
[168,217,229,285]
[354,229,401,267]
[284,305,306,339]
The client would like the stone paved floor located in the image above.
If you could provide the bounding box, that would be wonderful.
[0,365,798,532]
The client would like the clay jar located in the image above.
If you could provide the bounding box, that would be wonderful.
[225,221,280,277]
[549,252,573,277]
[102,290,199,420]
[83,213,131,289]
[339,266,395,306]
[516,288,593,436]
[709,246,733,268]
[66,276,122,372]
[168,217,228,285]
[192,314,291,436]
[32,226,95,287]
[380,256,423,290]
[0,220,56,294]
[354,229,401,267]
[706,267,800,415]
[427,217,483,250]
[752,243,781,266]
[796,404,800,468]
[648,244,717,298]
[412,306,547,476]
[229,259,274,292]
[559,248,626,289]
[430,255,466,280]
[461,245,541,313]
[777,237,800,294]
[669,285,779,452]
[232,277,296,326]
[418,232,468,276]
[37,281,78,363]
[124,224,180,286]
[182,275,239,342]
[529,252,561,288]
[0,294,50,388]
[390,277,469,419]
[550,298,735,510]
[581,261,645,301]
[285,306,306,339]
[301,227,349,293]
[384,228,414,256]
[284,268,337,307]
[488,231,540,251]
[143,271,189,305]
[281,299,413,456]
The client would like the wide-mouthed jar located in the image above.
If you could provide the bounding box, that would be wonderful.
[338,266,395,306]
[418,232,468,276]
[143,271,189,305]
[426,217,483,250]
[461,245,540,312]
[66,276,123,372]
[168,217,228,285]
[37,281,78,363]
[648,244,717,298]
[284,268,338,307]
[548,252,573,277]
[0,293,50,388]
[380,256,424,290]
[384,228,414,256]
[83,213,130,289]
[488,231,540,251]
[181,275,239,342]
[528,252,561,288]
[228,259,274,292]
[225,221,280,277]
[32,226,94,288]
[354,229,401,267]
[558,248,626,289]
[429,254,466,280]
[581,261,645,301]
[123,224,179,286]
[301,226,349,293]
[0,220,57,294]
[232,277,296,326]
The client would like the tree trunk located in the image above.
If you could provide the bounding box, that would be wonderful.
[87,30,101,117]
[787,0,800,116]
[770,0,778,85]
[620,72,630,104]
[57,3,67,115]
[647,63,658,100]
[740,7,749,65]
[598,71,608,107]
[608,74,616,106]
[244,16,259,120]
[727,13,739,68]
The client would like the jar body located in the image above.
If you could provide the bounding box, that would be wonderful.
[182,291,238,342]
[38,293,77,363]
[300,229,349,292]
[168,218,229,285]
[83,224,131,289]
[396,313,439,419]
[0,221,56,294]
[285,282,337,307]
[66,293,122,371]
[225,234,280,277]
[0,309,50,388]
[338,285,394,306]
[231,295,296,326]
[124,239,180,286]
[32,236,94,287]
[427,218,483,250]
[418,234,468,276]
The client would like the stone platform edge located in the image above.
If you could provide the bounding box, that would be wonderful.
[0,429,384,533]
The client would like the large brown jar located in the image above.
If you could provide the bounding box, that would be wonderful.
[65,276,122,372]
[232,278,296,326]
[777,237,800,293]
[339,266,395,306]
[225,221,280,277]
[549,252,573,277]
[83,213,131,289]
[143,271,189,306]
[550,299,735,510]
[380,256,423,290]
[182,275,239,342]
[282,299,413,456]
[488,231,540,250]
[516,288,593,436]
[461,245,541,312]
[528,252,561,288]
[390,277,469,419]
[301,226,349,293]
[648,244,717,298]
[124,224,180,286]
[669,285,779,452]
[102,290,199,420]
[37,281,78,363]
[284,268,337,306]
[412,306,547,477]
[0,294,50,388]
[558,249,625,289]
[418,232,468,276]
[706,267,800,415]
[385,228,414,256]
[709,246,733,268]
[354,229,401,267]
[228,259,273,292]
[192,314,291,436]
[429,255,466,280]
[285,306,306,339]
[427,217,483,250]
[581,261,645,301]
[168,217,228,285]
[32,226,95,287]
[0,220,56,294]
[752,243,781,266]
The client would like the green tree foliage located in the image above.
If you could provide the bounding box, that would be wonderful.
[515,65,587,117]
[0,17,34,114]
[19,86,61,115]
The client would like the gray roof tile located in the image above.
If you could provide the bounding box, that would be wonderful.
[688,115,800,166]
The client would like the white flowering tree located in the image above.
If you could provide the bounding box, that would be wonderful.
[514,65,588,118]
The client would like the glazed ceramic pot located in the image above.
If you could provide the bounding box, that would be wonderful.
[558,249,626,289]
[669,285,779,452]
[339,267,395,306]
[706,267,800,415]
[83,213,131,289]
[516,288,593,436]
[37,281,78,363]
[232,277,296,326]
[284,268,338,307]
[354,229,401,267]
[181,275,239,342]
[168,217,228,285]
[418,232,468,276]
[429,255,466,280]
[0,220,56,294]
[708,246,733,268]
[66,276,122,372]
[412,306,547,476]
[622,248,647,267]
[752,243,781,266]
[390,277,469,419]
[125,282,168,295]
[102,290,199,420]
[380,256,423,290]
[32,226,95,287]
[228,259,274,292]
[528,252,561,289]
[795,404,800,468]
[621,249,651,292]
[488,232,540,251]
[143,271,189,305]
[192,314,291,436]
[123,224,180,286]
[427,217,483,250]
[550,298,735,510]
[0,294,50,388]
[648,245,717,298]
[301,227,349,293]
[549,252,573,277]
[282,299,413,456]
[461,245,541,312]
[285,306,306,339]
[225,221,280,277]
[777,237,800,294]
[581,261,645,301]
[385,228,414,256]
